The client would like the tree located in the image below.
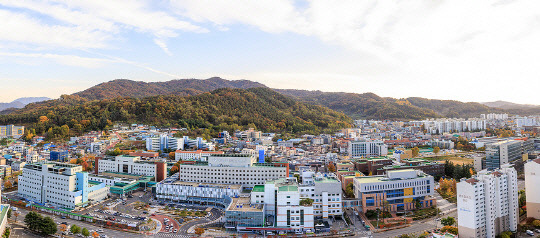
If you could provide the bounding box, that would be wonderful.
[2,228,9,238]
[39,217,57,235]
[92,231,100,238]
[194,227,205,236]
[24,212,41,231]
[4,181,12,189]
[433,146,440,155]
[59,224,68,233]
[532,219,540,228]
[441,217,456,226]
[328,163,336,173]
[440,226,458,235]
[414,199,422,210]
[168,152,175,160]
[6,209,11,219]
[13,211,19,222]
[412,147,420,157]
[82,228,90,237]
[71,224,81,234]
[345,182,355,198]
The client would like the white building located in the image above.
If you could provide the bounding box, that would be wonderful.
[251,177,315,232]
[178,154,287,188]
[145,134,184,151]
[18,163,109,209]
[457,164,518,238]
[95,155,167,182]
[155,173,242,203]
[174,150,224,161]
[525,158,540,219]
[347,140,388,158]
[354,170,436,211]
[11,161,26,171]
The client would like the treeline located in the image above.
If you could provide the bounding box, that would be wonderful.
[0,88,351,139]
[277,90,441,120]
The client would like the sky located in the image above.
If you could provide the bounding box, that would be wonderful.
[1,0,539,104]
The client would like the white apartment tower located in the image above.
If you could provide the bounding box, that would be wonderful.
[457,164,518,238]
[525,159,540,219]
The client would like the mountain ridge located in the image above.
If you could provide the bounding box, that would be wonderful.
[0,97,51,112]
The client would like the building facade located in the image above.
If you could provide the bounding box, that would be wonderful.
[95,155,167,182]
[0,125,24,138]
[486,139,533,170]
[525,159,540,219]
[457,164,518,238]
[18,163,109,209]
[177,154,288,188]
[354,169,436,211]
[347,140,388,158]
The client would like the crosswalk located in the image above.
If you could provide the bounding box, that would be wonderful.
[152,233,190,238]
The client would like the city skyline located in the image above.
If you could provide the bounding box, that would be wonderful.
[1,0,540,104]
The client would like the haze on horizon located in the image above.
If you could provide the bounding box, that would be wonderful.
[0,1,539,105]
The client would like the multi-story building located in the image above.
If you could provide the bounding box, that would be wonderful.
[18,163,109,209]
[174,150,224,161]
[251,177,315,233]
[353,169,436,211]
[50,150,69,162]
[94,155,167,182]
[412,119,486,134]
[0,165,11,178]
[347,140,388,158]
[378,159,444,176]
[525,158,540,219]
[11,161,25,171]
[486,139,533,170]
[155,173,242,204]
[145,134,184,151]
[457,164,518,238]
[177,154,288,188]
[0,125,24,138]
[297,172,343,219]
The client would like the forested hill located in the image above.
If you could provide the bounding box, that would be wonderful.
[276,89,440,120]
[0,88,351,138]
[73,77,266,100]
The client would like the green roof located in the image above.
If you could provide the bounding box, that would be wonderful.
[278,185,298,192]
[252,185,265,193]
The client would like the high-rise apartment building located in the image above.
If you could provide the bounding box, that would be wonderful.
[457,164,518,238]
[525,159,540,219]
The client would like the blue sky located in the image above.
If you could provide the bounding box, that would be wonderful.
[1,0,539,104]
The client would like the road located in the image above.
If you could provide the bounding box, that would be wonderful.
[14,207,146,238]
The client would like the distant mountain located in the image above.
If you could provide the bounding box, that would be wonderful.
[0,88,351,136]
[4,78,539,124]
[73,77,266,100]
[0,97,50,111]
[276,89,440,120]
[482,101,540,116]
[482,101,539,110]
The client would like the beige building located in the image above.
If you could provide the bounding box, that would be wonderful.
[525,159,540,219]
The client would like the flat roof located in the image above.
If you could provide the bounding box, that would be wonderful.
[228,197,263,212]
[278,185,298,192]
[252,185,265,193]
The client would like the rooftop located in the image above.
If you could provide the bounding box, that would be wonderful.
[252,185,265,193]
[228,197,263,212]
[278,185,298,192]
